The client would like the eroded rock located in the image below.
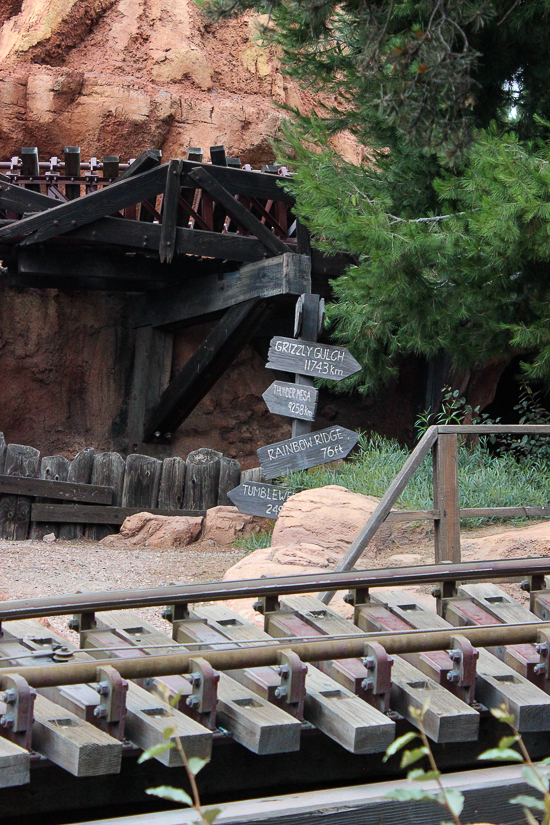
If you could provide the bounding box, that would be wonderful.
[202,506,271,546]
[100,512,203,549]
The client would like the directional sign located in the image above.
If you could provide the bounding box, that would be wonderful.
[262,381,319,422]
[266,337,361,382]
[257,426,359,479]
[228,482,291,519]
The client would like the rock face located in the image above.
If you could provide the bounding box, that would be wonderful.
[202,506,271,546]
[101,511,203,549]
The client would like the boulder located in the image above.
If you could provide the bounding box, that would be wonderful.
[460,520,550,562]
[272,485,379,558]
[100,512,203,549]
[202,506,272,546]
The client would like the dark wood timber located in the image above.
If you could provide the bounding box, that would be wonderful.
[32,503,205,524]
[20,148,40,193]
[181,159,293,202]
[127,326,173,450]
[217,456,241,506]
[144,298,269,440]
[267,336,361,382]
[59,447,96,540]
[116,150,162,182]
[433,432,461,564]
[102,156,120,180]
[16,248,179,286]
[262,380,318,422]
[0,176,58,214]
[0,445,40,540]
[135,253,311,328]
[157,457,186,509]
[85,453,125,541]
[188,167,290,256]
[0,433,6,474]
[0,474,113,503]
[30,455,70,539]
[210,146,227,166]
[182,448,222,511]
[228,481,290,519]
[121,454,162,509]
[0,164,168,244]
[64,147,81,200]
[257,426,360,480]
[291,293,320,439]
[159,159,184,263]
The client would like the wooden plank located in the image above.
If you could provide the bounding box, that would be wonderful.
[266,336,361,382]
[217,456,241,506]
[433,433,461,563]
[0,473,112,503]
[386,509,440,522]
[182,449,222,511]
[227,481,290,519]
[20,147,40,193]
[0,433,6,474]
[0,445,40,540]
[291,293,320,439]
[143,299,269,440]
[181,159,294,202]
[457,583,540,626]
[32,694,122,777]
[85,452,125,541]
[438,424,550,434]
[64,146,81,200]
[16,248,177,285]
[31,503,204,524]
[279,595,478,744]
[0,738,30,788]
[116,150,162,182]
[59,447,96,540]
[257,426,360,480]
[188,167,290,256]
[134,253,311,328]
[102,156,120,180]
[158,457,186,509]
[262,380,319,422]
[194,604,395,754]
[127,326,174,451]
[122,454,162,509]
[320,426,439,603]
[159,159,184,263]
[377,590,550,732]
[29,454,70,539]
[0,164,168,244]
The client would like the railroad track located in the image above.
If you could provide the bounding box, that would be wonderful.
[1,558,550,821]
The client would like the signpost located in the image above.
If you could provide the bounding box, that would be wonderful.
[266,336,361,382]
[262,381,318,422]
[257,426,360,480]
[227,481,291,519]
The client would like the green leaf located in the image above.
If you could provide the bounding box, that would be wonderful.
[385,787,438,802]
[203,807,223,824]
[498,735,519,749]
[146,786,193,806]
[138,742,175,763]
[509,794,545,811]
[490,707,515,724]
[522,765,549,793]
[407,768,440,782]
[163,726,175,741]
[477,747,523,762]
[439,788,464,817]
[188,757,209,775]
[383,732,419,761]
[401,746,429,768]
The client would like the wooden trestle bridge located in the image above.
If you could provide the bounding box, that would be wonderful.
[0,147,352,453]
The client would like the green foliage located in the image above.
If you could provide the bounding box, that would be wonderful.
[233,529,274,552]
[288,432,550,525]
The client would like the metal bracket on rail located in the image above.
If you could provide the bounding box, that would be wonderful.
[273,649,307,717]
[252,595,281,616]
[447,634,479,705]
[535,629,550,683]
[361,642,393,713]
[520,574,547,612]
[161,603,190,640]
[182,657,219,730]
[67,611,96,632]
[431,580,457,617]
[92,665,128,741]
[0,674,36,750]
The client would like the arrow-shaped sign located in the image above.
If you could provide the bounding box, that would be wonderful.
[228,481,291,519]
[266,336,361,382]
[262,380,319,422]
[257,425,359,479]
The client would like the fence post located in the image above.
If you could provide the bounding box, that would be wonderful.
[432,431,461,563]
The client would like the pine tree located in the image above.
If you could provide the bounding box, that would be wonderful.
[198,0,550,394]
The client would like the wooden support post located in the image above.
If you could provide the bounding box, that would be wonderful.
[64,147,81,200]
[127,326,174,453]
[59,447,95,540]
[102,156,119,181]
[182,449,222,511]
[20,147,40,193]
[30,455,70,540]
[122,454,162,509]
[159,158,183,263]
[157,457,186,509]
[0,445,40,540]
[218,456,241,505]
[0,433,5,474]
[433,432,461,563]
[85,453,125,541]
[292,293,321,439]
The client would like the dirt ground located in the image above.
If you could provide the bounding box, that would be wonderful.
[0,518,539,643]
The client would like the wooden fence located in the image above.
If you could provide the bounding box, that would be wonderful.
[0,433,264,541]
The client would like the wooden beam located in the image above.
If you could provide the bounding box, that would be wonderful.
[433,432,461,563]
[127,326,174,451]
[0,174,57,214]
[116,150,162,182]
[0,738,29,788]
[64,146,81,200]
[0,474,112,503]
[188,167,290,256]
[0,164,168,244]
[143,299,269,440]
[31,503,204,523]
[159,159,184,263]
[16,248,179,286]
[135,253,311,328]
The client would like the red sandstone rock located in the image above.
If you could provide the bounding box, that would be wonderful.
[271,485,379,557]
[202,506,271,546]
[100,511,203,549]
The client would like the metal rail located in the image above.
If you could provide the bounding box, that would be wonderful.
[1,621,550,687]
[0,558,547,622]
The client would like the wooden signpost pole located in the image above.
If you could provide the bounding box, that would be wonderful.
[292,293,321,439]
